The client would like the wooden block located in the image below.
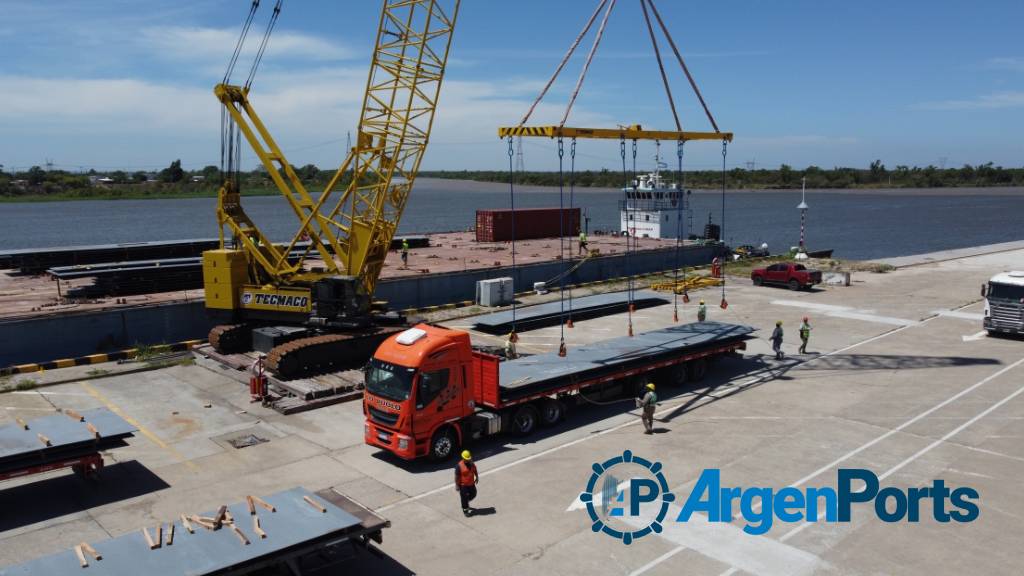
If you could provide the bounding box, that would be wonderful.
[251,495,276,513]
[80,542,101,561]
[142,527,157,550]
[74,545,88,568]
[155,524,163,549]
[246,495,256,516]
[180,514,194,534]
[253,515,266,539]
[37,433,51,447]
[86,423,101,439]
[190,515,216,531]
[65,409,84,422]
[15,417,29,430]
[303,495,327,513]
[230,524,250,546]
[213,505,228,528]
[166,522,174,546]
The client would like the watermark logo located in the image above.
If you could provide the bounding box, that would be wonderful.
[580,450,674,544]
[579,460,980,542]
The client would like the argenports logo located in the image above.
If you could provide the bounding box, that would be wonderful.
[581,450,674,544]
[581,459,980,542]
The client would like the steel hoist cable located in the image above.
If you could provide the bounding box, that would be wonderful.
[673,140,684,321]
[567,137,577,328]
[224,0,260,84]
[246,0,283,91]
[720,139,729,309]
[620,137,634,337]
[507,136,519,339]
[557,137,567,357]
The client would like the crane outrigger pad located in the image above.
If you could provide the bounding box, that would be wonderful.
[472,291,668,335]
[497,321,755,402]
[498,125,732,142]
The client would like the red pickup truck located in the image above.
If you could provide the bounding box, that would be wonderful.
[751,262,822,290]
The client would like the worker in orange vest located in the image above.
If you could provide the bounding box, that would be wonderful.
[455,450,480,516]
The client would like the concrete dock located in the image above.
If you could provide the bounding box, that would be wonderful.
[1,244,1022,575]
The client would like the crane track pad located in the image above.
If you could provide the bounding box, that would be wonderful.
[267,327,406,379]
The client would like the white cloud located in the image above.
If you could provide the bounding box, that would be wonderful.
[985,57,1024,72]
[914,91,1024,110]
[139,26,354,63]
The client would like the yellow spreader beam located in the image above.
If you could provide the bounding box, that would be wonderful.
[497,124,732,142]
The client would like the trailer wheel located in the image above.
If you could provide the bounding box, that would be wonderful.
[429,427,457,461]
[539,399,564,426]
[669,363,688,386]
[511,405,540,436]
[687,358,708,382]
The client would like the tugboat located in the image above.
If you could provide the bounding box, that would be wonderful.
[619,166,686,239]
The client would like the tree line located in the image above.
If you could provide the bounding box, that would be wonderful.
[422,161,1024,189]
[2,159,1022,199]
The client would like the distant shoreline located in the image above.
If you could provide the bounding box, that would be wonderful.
[1,178,1022,203]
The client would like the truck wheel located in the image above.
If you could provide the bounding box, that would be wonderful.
[788,279,800,291]
[687,358,708,382]
[429,427,457,461]
[512,405,540,436]
[669,363,688,386]
[539,399,564,426]
[753,276,763,286]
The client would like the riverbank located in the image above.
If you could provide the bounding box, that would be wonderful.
[0,187,278,203]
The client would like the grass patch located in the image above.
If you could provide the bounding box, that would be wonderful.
[14,378,38,391]
[132,343,164,362]
[86,368,111,378]
[178,356,196,367]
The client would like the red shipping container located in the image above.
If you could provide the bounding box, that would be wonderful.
[475,208,581,242]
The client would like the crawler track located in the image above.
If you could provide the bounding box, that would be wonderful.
[267,326,406,379]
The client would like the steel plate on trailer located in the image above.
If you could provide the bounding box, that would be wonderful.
[0,408,136,461]
[0,487,362,576]
[499,321,755,393]
[472,291,669,334]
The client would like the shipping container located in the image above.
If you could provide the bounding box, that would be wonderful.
[475,208,581,242]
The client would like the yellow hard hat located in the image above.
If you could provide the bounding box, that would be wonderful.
[776,320,783,325]
[461,450,472,460]
[646,383,655,390]
[699,299,705,304]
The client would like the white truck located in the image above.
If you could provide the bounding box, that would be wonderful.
[982,271,1024,336]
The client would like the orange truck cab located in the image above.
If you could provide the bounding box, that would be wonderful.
[363,324,481,460]
[364,321,754,461]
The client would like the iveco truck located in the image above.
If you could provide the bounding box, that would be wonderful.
[363,321,754,461]
[983,271,1024,336]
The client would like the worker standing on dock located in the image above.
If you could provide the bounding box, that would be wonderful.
[799,317,812,354]
[504,331,518,359]
[400,238,410,268]
[638,383,658,434]
[771,321,785,360]
[455,450,479,516]
[697,299,707,322]
[578,230,588,255]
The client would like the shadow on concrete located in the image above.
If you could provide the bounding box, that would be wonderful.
[799,354,1000,371]
[292,541,416,576]
[469,506,497,517]
[0,460,168,532]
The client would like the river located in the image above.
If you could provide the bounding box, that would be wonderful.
[2,179,1022,261]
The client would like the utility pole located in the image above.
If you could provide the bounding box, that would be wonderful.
[796,177,809,259]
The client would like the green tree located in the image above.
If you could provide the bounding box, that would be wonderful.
[200,165,220,182]
[159,159,185,183]
[133,171,149,183]
[26,166,46,185]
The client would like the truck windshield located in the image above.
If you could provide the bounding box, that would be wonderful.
[365,359,416,402]
[988,282,1024,300]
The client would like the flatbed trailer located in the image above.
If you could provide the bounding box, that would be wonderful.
[364,321,754,460]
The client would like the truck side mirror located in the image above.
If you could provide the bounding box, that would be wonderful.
[980,284,987,297]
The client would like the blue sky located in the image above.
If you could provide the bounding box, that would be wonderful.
[0,0,1021,173]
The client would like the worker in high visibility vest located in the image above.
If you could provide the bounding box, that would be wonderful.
[697,299,707,322]
[637,383,658,434]
[455,450,480,516]
[578,231,588,255]
[400,238,410,268]
[799,317,812,354]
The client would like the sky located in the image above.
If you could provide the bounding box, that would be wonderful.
[0,0,1022,173]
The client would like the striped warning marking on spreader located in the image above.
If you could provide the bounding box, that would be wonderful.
[1,340,205,376]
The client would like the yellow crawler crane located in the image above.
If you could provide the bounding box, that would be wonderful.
[203,0,460,377]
